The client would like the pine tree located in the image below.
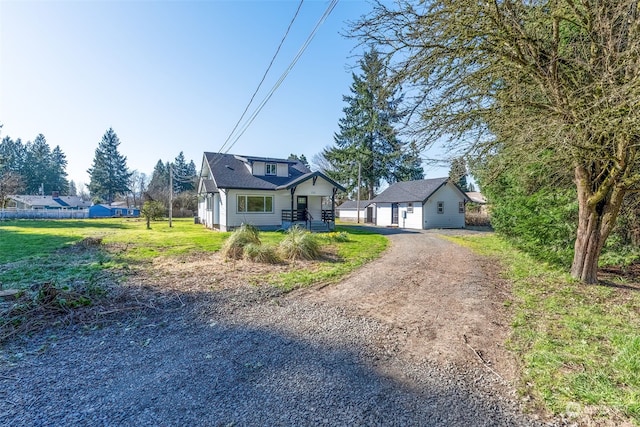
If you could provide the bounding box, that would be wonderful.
[288,154,310,169]
[172,152,196,193]
[87,128,132,203]
[390,141,424,183]
[146,159,170,202]
[449,157,469,192]
[323,48,419,199]
[50,146,69,195]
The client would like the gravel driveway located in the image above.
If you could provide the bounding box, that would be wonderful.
[0,227,554,426]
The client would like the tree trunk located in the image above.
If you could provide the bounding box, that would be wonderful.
[571,166,626,284]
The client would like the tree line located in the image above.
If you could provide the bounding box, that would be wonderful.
[0,132,69,205]
[0,126,197,213]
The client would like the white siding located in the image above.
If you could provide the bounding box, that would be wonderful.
[225,189,289,229]
[376,204,394,227]
[399,202,423,229]
[251,161,288,177]
[276,163,288,177]
[422,182,466,229]
[294,179,334,219]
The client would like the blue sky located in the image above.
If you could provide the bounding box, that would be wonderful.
[1,0,449,188]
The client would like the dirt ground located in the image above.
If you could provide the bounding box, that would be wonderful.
[135,226,517,380]
[301,227,517,380]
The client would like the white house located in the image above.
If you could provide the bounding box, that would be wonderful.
[336,200,376,223]
[371,178,470,229]
[7,194,90,210]
[197,153,345,231]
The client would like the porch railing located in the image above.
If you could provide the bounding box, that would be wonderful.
[281,210,306,222]
[321,210,334,222]
[282,209,335,223]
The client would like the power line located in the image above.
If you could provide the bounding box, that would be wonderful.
[217,0,305,155]
[222,0,339,156]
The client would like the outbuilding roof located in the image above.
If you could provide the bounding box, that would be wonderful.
[337,200,373,210]
[372,178,469,203]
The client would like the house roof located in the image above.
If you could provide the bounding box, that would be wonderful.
[337,200,373,210]
[200,179,218,193]
[372,178,470,203]
[8,195,90,209]
[466,191,487,204]
[275,171,346,192]
[202,152,345,192]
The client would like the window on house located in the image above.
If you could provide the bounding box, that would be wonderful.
[407,203,413,213]
[437,201,444,214]
[206,196,212,210]
[237,195,273,213]
[459,201,465,214]
[265,163,277,175]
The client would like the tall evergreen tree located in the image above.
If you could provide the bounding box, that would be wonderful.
[87,128,132,203]
[324,48,419,199]
[146,159,170,202]
[24,134,51,194]
[172,152,196,193]
[390,141,424,183]
[288,154,310,169]
[49,145,69,195]
[449,157,469,192]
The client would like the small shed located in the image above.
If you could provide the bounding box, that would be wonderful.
[371,178,470,229]
[89,204,140,218]
[336,200,375,223]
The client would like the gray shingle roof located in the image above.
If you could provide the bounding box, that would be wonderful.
[372,178,457,203]
[202,152,345,192]
[200,179,218,193]
[337,200,372,210]
[203,152,310,190]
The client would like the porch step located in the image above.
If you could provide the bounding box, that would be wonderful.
[309,220,329,232]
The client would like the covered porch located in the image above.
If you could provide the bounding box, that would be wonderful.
[278,172,344,232]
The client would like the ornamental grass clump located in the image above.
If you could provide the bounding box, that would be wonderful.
[243,243,280,264]
[222,224,261,260]
[278,226,321,261]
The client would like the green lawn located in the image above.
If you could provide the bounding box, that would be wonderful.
[445,234,640,425]
[0,218,387,291]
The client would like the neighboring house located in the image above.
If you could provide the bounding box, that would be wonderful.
[336,200,376,223]
[371,178,470,229]
[89,204,140,218]
[465,191,487,205]
[197,152,346,231]
[7,194,91,210]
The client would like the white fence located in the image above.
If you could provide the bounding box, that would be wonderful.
[0,209,89,220]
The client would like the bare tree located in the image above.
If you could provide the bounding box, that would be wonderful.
[0,171,24,208]
[354,0,640,283]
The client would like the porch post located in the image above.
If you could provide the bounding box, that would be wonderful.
[290,187,296,227]
[332,188,337,230]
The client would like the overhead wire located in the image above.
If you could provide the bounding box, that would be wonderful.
[216,0,305,155]
[222,0,339,156]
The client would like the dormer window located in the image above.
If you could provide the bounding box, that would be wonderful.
[265,163,277,175]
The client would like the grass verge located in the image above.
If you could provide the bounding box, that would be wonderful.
[444,233,640,425]
[1,220,388,342]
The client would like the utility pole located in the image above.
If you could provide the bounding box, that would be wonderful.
[356,161,361,224]
[169,165,173,228]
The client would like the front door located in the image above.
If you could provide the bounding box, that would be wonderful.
[297,196,308,221]
[391,203,399,225]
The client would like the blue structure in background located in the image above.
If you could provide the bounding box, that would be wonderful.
[88,204,140,218]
